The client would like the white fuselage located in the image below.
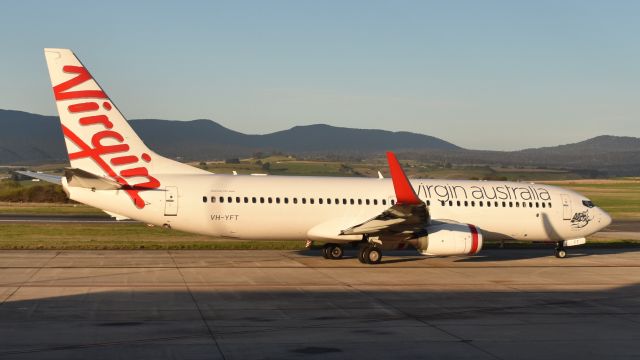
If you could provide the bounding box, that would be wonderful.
[64,173,612,243]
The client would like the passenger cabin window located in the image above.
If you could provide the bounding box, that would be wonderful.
[202,196,207,203]
[219,196,224,203]
[211,197,216,203]
[382,199,387,206]
[285,198,289,204]
[260,197,265,204]
[276,197,280,204]
[293,198,298,204]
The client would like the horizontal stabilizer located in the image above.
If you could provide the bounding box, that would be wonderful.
[103,210,131,221]
[65,168,123,190]
[15,171,62,185]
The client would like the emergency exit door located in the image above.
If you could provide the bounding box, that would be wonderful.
[164,186,178,216]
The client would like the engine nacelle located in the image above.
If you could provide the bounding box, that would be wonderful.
[412,223,483,256]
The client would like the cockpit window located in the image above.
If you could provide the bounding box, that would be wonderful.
[582,200,595,208]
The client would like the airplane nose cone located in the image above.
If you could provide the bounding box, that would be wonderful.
[598,209,612,230]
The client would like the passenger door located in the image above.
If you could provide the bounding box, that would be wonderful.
[561,194,571,220]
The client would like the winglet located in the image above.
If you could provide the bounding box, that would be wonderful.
[386,152,422,205]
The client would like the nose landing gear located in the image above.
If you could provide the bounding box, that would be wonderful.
[555,242,567,258]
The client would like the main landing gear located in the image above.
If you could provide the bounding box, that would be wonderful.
[358,242,382,265]
[322,243,344,260]
[320,238,383,264]
[555,242,567,259]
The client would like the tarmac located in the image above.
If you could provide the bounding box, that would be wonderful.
[0,248,639,359]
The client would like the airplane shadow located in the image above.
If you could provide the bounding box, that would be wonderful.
[455,246,640,262]
[296,246,640,263]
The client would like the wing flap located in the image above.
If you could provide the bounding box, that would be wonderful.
[340,152,430,237]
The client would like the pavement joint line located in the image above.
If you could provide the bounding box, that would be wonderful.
[168,250,227,360]
[0,267,180,288]
[0,334,208,356]
[2,264,640,269]
[0,250,61,306]
[309,265,506,360]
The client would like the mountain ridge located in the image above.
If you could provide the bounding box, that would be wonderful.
[1,109,638,176]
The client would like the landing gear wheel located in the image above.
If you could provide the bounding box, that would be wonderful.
[323,244,343,260]
[554,242,567,259]
[364,246,382,264]
[555,249,567,258]
[358,245,368,264]
[322,244,331,259]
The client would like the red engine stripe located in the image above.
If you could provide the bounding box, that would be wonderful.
[468,224,479,254]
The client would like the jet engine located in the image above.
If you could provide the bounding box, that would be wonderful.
[411,223,483,256]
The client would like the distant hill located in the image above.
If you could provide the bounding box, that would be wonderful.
[1,109,638,176]
[0,109,458,163]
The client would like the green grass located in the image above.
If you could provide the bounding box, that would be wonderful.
[0,223,307,250]
[544,180,640,220]
[0,202,104,215]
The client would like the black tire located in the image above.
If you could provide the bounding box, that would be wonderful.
[555,249,567,259]
[364,246,382,264]
[358,245,368,264]
[322,244,331,259]
[328,244,344,260]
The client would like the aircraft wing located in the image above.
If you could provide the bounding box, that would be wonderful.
[15,171,62,185]
[341,152,429,236]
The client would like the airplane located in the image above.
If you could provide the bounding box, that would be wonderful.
[20,48,612,264]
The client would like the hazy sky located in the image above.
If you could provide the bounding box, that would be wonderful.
[0,0,638,150]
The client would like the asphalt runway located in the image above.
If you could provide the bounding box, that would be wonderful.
[1,249,639,360]
[0,214,123,223]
